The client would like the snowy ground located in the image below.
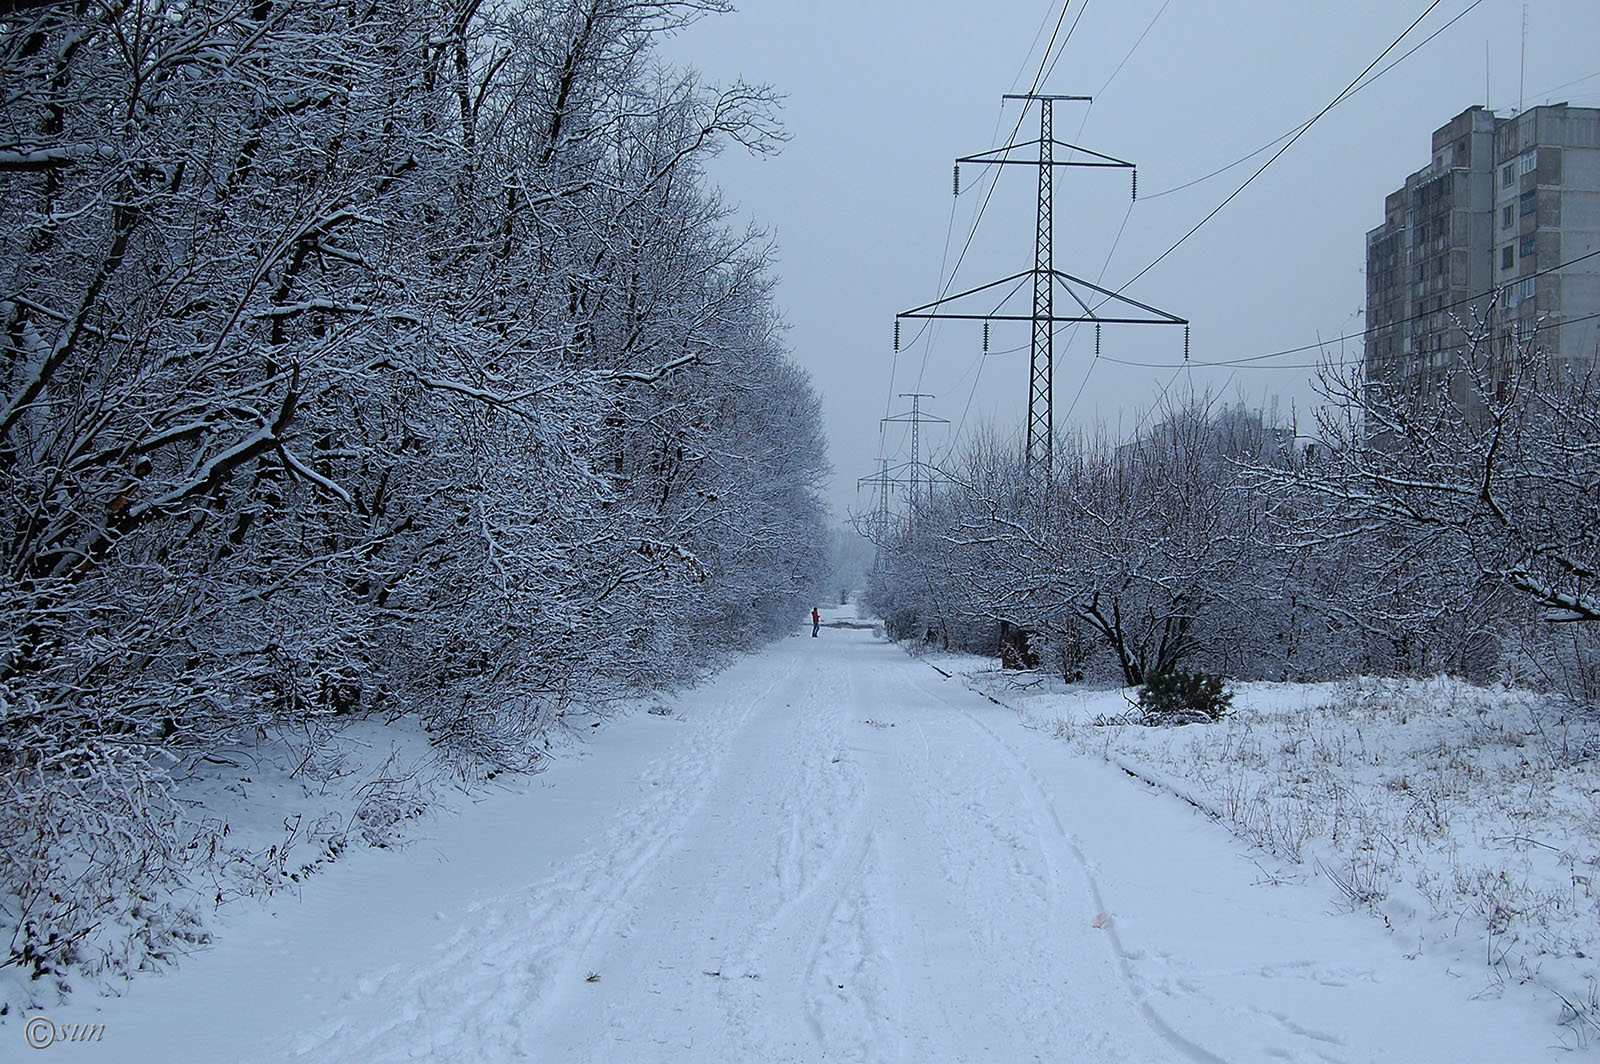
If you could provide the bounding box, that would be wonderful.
[943,655,1600,1054]
[15,609,1597,1061]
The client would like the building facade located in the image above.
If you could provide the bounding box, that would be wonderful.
[1365,104,1600,396]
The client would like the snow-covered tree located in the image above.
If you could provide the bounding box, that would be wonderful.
[1,0,828,987]
[1262,324,1600,693]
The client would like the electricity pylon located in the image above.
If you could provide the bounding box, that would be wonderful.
[880,393,949,511]
[853,394,950,564]
[897,93,1188,494]
[851,458,894,570]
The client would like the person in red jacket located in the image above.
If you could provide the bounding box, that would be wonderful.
[811,607,820,637]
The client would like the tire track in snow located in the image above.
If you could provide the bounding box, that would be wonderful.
[799,829,888,1063]
[537,640,882,1063]
[905,667,1230,1064]
[717,639,893,1062]
[278,651,808,1064]
[841,643,1185,1063]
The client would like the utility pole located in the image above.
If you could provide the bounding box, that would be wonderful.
[897,94,1188,496]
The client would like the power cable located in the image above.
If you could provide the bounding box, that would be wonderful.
[1039,0,1092,87]
[1097,247,1600,368]
[1010,0,1066,94]
[1056,198,1138,425]
[1094,0,1172,99]
[1113,0,1445,294]
[1143,0,1483,201]
[902,1,1080,423]
[1524,69,1600,99]
[1099,309,1600,371]
[1040,2,1171,430]
[948,0,1167,449]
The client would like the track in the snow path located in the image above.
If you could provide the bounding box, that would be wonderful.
[68,618,1570,1064]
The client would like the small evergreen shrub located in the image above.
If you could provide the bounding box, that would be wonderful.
[1138,669,1232,724]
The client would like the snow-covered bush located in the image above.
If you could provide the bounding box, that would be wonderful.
[868,325,1600,710]
[864,397,1309,685]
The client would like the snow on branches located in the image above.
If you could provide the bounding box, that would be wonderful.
[1,0,826,990]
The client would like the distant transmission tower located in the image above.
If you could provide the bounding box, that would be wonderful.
[854,394,949,560]
[854,458,894,570]
[880,393,949,511]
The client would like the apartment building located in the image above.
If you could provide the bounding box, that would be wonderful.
[1365,104,1600,395]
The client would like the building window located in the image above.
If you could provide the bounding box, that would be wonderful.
[1520,190,1536,216]
[1520,149,1537,176]
[1520,233,1536,258]
[1502,163,1516,188]
[1501,245,1515,270]
[1501,204,1514,228]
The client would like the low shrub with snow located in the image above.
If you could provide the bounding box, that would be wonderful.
[1136,669,1233,724]
[0,715,449,1015]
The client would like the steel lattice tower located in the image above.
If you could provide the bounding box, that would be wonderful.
[896,93,1188,500]
[1027,99,1055,485]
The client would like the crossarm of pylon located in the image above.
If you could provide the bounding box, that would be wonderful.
[1049,142,1134,168]
[955,141,1041,165]
[1057,276,1098,319]
[897,271,1034,319]
[955,142,1132,168]
[1049,270,1187,325]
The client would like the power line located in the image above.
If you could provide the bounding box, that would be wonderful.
[1039,0,1092,87]
[946,0,1171,452]
[1056,197,1137,425]
[877,2,1080,493]
[1098,247,1600,369]
[1094,0,1171,99]
[1049,0,1453,406]
[1010,0,1066,94]
[1099,309,1600,372]
[1114,0,1445,293]
[1142,0,1484,201]
[1525,69,1600,99]
[1040,2,1170,432]
[899,1,1079,426]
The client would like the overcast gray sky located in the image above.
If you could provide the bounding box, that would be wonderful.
[660,0,1599,523]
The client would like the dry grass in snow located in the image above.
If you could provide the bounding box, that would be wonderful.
[947,663,1600,1046]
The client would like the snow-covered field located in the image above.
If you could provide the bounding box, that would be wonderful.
[945,656,1600,1052]
[12,611,1598,1061]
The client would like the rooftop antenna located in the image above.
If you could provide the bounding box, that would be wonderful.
[1519,4,1527,115]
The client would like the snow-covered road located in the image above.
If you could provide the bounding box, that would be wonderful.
[45,615,1572,1062]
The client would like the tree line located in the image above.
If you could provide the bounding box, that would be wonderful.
[865,328,1599,704]
[1,0,828,986]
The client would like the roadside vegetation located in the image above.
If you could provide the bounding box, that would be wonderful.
[1,0,829,998]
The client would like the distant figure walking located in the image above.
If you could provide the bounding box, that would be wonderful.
[812,607,821,637]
